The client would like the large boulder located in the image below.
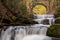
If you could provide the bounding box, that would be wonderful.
[47,24,60,38]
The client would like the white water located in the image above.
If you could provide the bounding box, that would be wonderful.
[22,35,51,40]
[33,14,55,25]
[1,27,13,40]
[1,14,55,40]
[15,26,26,40]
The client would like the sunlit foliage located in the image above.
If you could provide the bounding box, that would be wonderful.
[33,5,46,14]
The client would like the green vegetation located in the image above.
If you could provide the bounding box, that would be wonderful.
[0,0,38,26]
[47,24,60,38]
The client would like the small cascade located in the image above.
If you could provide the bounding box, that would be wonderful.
[15,26,26,40]
[1,26,27,40]
[33,14,55,25]
[1,27,13,40]
[32,14,55,35]
[39,27,48,35]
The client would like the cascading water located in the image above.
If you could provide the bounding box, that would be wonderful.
[15,26,26,40]
[22,14,54,40]
[1,26,27,40]
[1,27,13,40]
[22,35,52,40]
[33,14,54,35]
[0,14,55,40]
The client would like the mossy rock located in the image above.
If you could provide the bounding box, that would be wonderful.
[55,18,60,24]
[47,24,60,38]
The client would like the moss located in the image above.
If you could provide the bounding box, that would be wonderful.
[47,24,60,38]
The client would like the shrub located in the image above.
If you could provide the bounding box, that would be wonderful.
[47,24,60,38]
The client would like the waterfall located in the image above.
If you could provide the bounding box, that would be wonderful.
[1,26,51,40]
[1,26,27,40]
[32,14,54,35]
[15,26,26,40]
[22,14,54,40]
[0,14,55,40]
[1,27,13,40]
